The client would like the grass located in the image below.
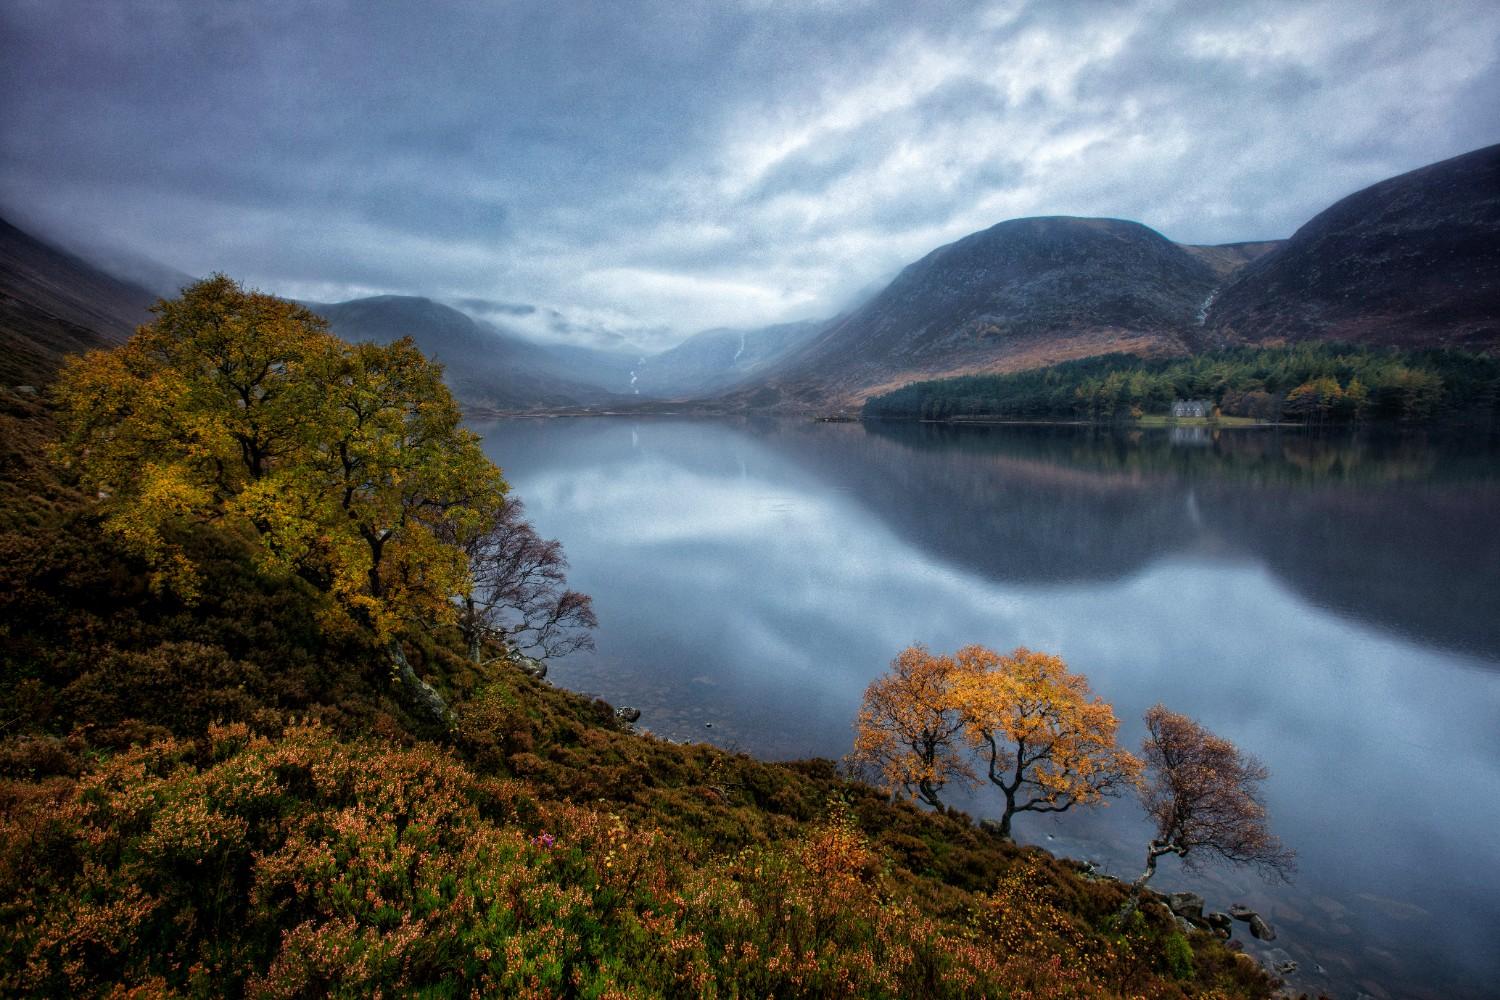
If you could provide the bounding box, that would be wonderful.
[1134,413,1264,428]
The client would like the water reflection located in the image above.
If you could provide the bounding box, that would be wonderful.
[479,417,1500,999]
[849,421,1500,662]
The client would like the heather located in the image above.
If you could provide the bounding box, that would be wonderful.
[0,292,1279,997]
[0,415,1278,1000]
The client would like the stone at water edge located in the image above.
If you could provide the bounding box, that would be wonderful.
[615,706,642,724]
[1168,891,1206,924]
[1249,913,1277,941]
[1229,903,1257,921]
[1206,912,1233,938]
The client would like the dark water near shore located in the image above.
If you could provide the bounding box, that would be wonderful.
[478,417,1500,999]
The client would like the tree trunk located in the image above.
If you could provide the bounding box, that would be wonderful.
[1113,841,1175,927]
[462,597,482,664]
[918,780,944,811]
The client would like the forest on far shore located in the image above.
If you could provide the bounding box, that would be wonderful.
[863,343,1500,425]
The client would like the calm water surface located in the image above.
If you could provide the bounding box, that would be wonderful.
[478,417,1500,999]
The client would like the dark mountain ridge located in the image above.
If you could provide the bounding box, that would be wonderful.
[1206,142,1500,350]
[5,144,1496,413]
[712,144,1499,411]
[0,216,158,385]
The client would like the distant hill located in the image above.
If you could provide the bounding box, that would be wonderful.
[1206,143,1500,350]
[632,318,826,398]
[717,217,1268,411]
[0,216,158,385]
[306,295,639,411]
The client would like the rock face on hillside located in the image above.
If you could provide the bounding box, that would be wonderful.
[723,217,1232,410]
[1205,143,1500,350]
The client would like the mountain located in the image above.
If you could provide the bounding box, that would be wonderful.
[1206,144,1500,350]
[718,217,1268,411]
[529,341,639,395]
[306,295,637,411]
[631,318,826,398]
[0,216,158,385]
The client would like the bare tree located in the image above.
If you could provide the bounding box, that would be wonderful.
[456,497,597,664]
[1121,705,1294,918]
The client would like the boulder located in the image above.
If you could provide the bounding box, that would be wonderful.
[516,656,547,680]
[391,645,453,728]
[1229,903,1257,921]
[1249,914,1277,941]
[615,705,642,724]
[1168,891,1206,924]
[1206,912,1233,938]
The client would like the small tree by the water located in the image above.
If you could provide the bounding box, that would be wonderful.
[953,645,1142,839]
[849,644,1139,837]
[453,495,597,664]
[1125,705,1295,911]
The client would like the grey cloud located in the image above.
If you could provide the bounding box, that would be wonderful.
[455,299,536,317]
[2,0,1497,345]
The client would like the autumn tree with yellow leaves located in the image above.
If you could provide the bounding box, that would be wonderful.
[52,275,514,720]
[847,646,976,809]
[953,645,1142,840]
[850,644,1139,835]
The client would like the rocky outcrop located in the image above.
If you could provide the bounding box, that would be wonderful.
[515,656,548,680]
[1168,891,1206,924]
[391,644,453,729]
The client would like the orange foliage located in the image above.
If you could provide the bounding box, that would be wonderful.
[850,644,1140,841]
[954,646,1143,839]
[847,646,976,809]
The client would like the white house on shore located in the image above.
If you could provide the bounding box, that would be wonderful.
[1171,399,1212,418]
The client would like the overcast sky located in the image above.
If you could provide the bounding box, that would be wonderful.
[3,0,1497,350]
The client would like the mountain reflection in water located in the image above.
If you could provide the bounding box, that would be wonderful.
[479,417,1500,999]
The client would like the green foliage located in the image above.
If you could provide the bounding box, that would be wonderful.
[0,510,418,747]
[1165,933,1195,980]
[51,275,506,637]
[863,343,1500,425]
